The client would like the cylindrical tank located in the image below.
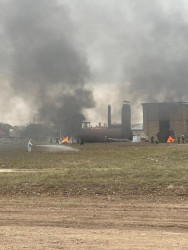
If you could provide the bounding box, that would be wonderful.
[121,101,132,140]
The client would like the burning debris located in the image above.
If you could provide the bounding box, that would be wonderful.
[61,136,69,144]
[167,136,175,143]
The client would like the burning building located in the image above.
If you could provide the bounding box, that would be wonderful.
[142,102,188,142]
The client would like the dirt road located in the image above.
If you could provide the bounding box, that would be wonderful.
[0,196,187,249]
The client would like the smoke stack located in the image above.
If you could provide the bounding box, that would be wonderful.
[121,101,132,139]
[108,104,111,128]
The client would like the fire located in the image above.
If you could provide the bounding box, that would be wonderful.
[167,136,175,143]
[61,136,69,144]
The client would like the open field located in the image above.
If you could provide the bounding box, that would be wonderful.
[0,142,187,249]
[0,142,187,197]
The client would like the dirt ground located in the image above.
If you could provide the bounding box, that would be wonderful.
[0,196,187,250]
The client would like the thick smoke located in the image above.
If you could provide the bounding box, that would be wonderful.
[0,0,95,128]
[1,0,188,126]
[121,0,188,103]
[65,0,188,123]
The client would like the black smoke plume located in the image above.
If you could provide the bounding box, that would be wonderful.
[0,0,95,131]
[65,0,188,122]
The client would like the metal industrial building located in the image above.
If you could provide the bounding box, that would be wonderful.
[142,102,188,142]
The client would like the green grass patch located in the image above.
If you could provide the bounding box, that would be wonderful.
[0,143,187,197]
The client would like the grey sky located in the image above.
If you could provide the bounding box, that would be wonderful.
[1,0,188,125]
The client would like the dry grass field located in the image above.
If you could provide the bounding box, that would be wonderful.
[0,142,187,249]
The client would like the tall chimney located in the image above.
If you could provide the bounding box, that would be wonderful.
[108,104,111,128]
[121,101,132,139]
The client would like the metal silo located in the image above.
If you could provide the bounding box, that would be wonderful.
[121,101,132,140]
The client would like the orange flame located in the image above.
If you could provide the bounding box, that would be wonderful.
[167,136,175,143]
[61,136,69,143]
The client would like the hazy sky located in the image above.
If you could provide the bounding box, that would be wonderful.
[1,0,188,125]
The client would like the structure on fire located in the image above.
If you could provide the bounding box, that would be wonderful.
[142,102,188,142]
